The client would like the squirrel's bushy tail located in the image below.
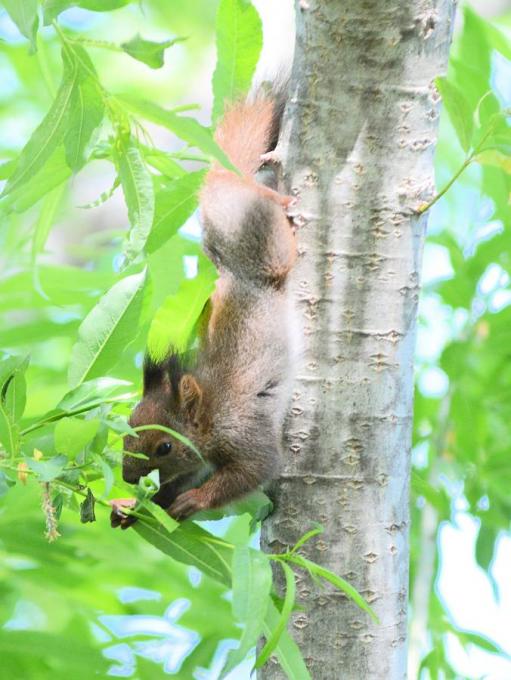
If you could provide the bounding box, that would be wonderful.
[200,89,290,247]
[213,94,282,176]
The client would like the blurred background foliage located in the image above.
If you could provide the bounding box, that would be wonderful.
[411,2,511,678]
[1,0,511,679]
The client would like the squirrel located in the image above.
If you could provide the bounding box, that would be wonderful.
[111,92,297,527]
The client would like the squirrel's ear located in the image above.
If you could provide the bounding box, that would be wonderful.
[143,356,170,396]
[179,374,202,421]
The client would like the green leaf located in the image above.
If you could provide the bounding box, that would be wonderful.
[43,0,131,23]
[68,269,148,387]
[2,359,29,423]
[22,378,134,435]
[31,184,67,297]
[232,490,272,530]
[475,149,511,174]
[137,469,160,499]
[1,48,80,198]
[288,554,379,624]
[116,139,155,264]
[221,546,272,678]
[212,0,263,121]
[256,561,296,669]
[0,356,27,391]
[0,470,15,497]
[482,13,511,62]
[0,159,16,180]
[142,147,186,179]
[475,523,497,572]
[96,457,114,498]
[64,52,105,171]
[262,600,311,680]
[289,525,324,554]
[133,508,232,585]
[458,630,506,656]
[26,455,68,482]
[141,498,179,535]
[0,146,72,216]
[0,356,28,455]
[146,171,205,253]
[120,34,185,69]
[119,95,236,170]
[442,619,507,656]
[2,0,39,51]
[80,488,96,523]
[0,400,16,456]
[54,417,100,457]
[147,266,216,360]
[0,631,109,675]
[436,77,474,153]
[57,377,133,413]
[32,185,66,264]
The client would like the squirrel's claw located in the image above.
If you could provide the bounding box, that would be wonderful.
[109,498,137,529]
[260,149,280,165]
[168,489,205,521]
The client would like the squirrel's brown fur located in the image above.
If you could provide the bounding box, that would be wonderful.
[113,92,296,525]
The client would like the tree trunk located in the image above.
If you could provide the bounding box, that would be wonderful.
[261,2,456,679]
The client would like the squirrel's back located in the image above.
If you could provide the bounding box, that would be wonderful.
[197,91,297,438]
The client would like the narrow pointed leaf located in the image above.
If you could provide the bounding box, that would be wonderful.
[2,0,39,51]
[288,554,379,623]
[212,0,263,121]
[147,264,216,360]
[119,95,236,170]
[0,146,72,216]
[54,417,100,457]
[220,546,272,678]
[133,507,232,585]
[64,65,105,171]
[147,170,205,253]
[436,77,474,153]
[121,34,185,69]
[117,139,155,264]
[256,562,296,669]
[26,455,68,483]
[32,185,66,263]
[68,269,148,387]
[1,47,79,197]
[2,357,29,423]
[0,401,16,456]
[261,600,311,680]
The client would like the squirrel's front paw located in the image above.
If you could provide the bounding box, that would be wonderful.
[168,489,205,520]
[110,498,137,530]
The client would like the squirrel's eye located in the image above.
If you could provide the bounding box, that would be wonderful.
[156,441,172,457]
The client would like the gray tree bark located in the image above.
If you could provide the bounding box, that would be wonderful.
[262,2,456,679]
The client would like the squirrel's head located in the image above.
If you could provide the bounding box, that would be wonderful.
[122,353,205,485]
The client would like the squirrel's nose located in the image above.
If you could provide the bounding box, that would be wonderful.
[122,462,143,484]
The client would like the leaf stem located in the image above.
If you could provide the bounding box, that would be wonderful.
[63,36,124,53]
[0,462,151,522]
[417,157,473,215]
[21,396,135,436]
